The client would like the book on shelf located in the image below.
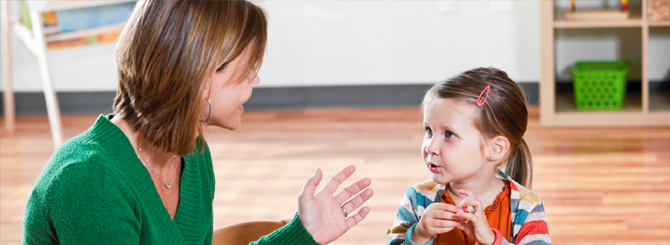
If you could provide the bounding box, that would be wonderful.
[19,0,136,50]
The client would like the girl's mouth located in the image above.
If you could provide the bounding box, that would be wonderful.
[428,163,440,173]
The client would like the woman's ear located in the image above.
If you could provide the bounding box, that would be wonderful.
[486,136,510,162]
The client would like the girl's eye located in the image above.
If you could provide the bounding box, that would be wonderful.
[425,127,433,137]
[445,131,456,139]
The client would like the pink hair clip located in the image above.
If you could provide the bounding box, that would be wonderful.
[476,85,491,107]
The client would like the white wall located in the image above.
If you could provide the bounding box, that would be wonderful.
[257,0,540,87]
[1,0,668,92]
[0,1,539,92]
[3,36,119,92]
[649,28,670,80]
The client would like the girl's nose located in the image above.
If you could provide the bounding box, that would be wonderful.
[425,138,440,156]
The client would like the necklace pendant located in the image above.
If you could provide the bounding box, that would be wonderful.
[165,184,171,189]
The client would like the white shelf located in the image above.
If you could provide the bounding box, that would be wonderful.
[648,21,670,27]
[550,110,670,127]
[554,7,643,29]
[555,94,642,113]
[27,0,135,12]
[45,23,125,43]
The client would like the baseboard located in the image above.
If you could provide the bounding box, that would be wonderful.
[556,80,670,94]
[1,81,667,115]
[0,91,117,116]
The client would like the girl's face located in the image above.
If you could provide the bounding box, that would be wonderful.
[202,43,260,130]
[421,96,489,185]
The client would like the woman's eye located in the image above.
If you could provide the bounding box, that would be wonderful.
[445,131,455,139]
[216,62,228,72]
[425,127,432,137]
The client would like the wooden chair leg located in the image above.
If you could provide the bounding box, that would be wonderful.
[1,0,15,132]
[29,10,62,149]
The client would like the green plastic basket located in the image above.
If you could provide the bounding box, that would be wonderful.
[571,61,629,110]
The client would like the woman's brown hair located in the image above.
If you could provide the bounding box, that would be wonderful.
[114,0,267,156]
[423,67,533,188]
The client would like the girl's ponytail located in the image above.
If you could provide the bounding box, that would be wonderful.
[505,139,533,189]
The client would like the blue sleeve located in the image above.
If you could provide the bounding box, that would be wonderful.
[403,223,434,245]
[387,187,436,245]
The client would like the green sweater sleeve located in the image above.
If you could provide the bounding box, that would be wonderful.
[46,163,141,244]
[204,221,213,245]
[250,213,320,245]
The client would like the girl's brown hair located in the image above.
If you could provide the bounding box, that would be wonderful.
[424,67,533,188]
[114,0,267,156]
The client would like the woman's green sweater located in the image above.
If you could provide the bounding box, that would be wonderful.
[23,115,318,245]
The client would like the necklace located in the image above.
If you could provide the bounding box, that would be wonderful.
[132,133,177,189]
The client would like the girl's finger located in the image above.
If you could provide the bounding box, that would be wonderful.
[457,210,489,228]
[458,189,483,213]
[458,191,473,208]
[456,219,467,230]
[457,210,476,222]
[430,211,465,222]
[427,204,466,222]
[430,203,462,214]
[427,219,461,229]
[459,197,484,215]
[458,189,475,199]
[438,220,462,229]
[432,227,457,234]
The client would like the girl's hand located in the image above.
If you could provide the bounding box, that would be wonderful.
[456,190,496,245]
[298,165,374,244]
[411,203,462,244]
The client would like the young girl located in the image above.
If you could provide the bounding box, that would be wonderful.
[387,67,551,245]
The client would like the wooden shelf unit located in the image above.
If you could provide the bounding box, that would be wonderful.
[540,1,670,127]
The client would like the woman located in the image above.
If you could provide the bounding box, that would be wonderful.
[22,1,373,244]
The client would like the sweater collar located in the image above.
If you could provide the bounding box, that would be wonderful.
[91,114,194,244]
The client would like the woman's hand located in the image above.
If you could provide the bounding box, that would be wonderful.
[456,190,496,245]
[411,203,462,244]
[298,165,374,244]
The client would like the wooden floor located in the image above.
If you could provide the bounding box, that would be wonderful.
[1,107,669,245]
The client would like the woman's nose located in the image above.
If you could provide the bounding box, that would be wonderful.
[251,72,260,86]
